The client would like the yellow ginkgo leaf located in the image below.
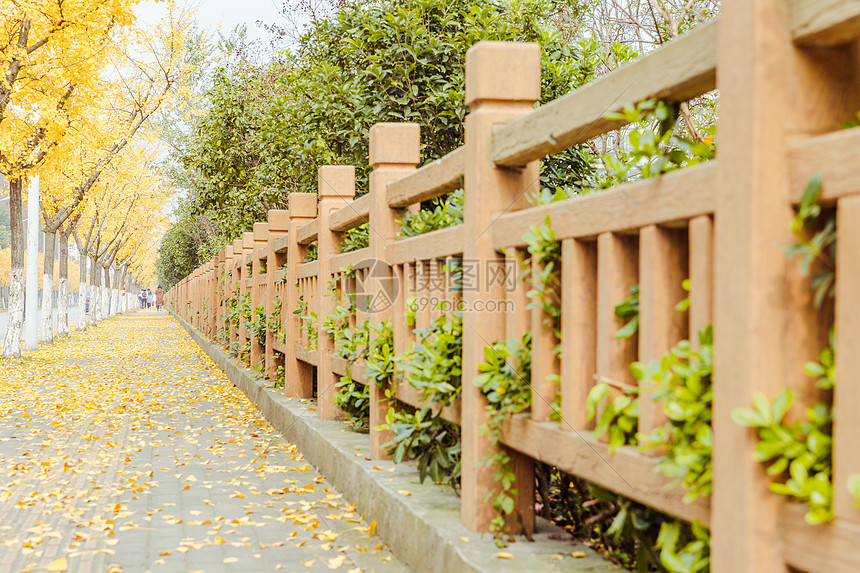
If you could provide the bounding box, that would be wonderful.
[46,558,68,572]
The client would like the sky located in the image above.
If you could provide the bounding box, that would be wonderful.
[135,0,289,46]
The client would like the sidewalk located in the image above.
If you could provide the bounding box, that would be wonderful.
[0,311,405,573]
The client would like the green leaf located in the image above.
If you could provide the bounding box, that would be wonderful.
[614,315,639,340]
[731,407,766,428]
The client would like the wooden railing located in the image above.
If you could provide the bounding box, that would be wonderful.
[166,2,860,570]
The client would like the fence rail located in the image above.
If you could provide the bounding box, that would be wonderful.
[167,4,860,570]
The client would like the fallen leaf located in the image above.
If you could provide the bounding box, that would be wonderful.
[46,558,68,572]
[496,552,514,559]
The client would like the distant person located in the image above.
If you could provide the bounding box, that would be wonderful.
[147,290,155,309]
[138,290,145,309]
[155,286,165,310]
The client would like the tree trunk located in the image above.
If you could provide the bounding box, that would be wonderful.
[2,178,24,357]
[78,252,88,330]
[111,266,118,316]
[40,231,55,343]
[103,265,112,318]
[89,255,99,325]
[118,265,128,314]
[58,233,69,336]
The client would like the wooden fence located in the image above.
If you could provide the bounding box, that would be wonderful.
[166,2,860,571]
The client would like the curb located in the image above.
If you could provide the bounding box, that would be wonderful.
[172,312,620,573]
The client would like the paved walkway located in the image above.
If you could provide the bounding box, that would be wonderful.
[0,311,405,573]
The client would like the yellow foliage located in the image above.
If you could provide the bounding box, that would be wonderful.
[1,2,196,292]
[0,247,80,290]
[0,0,142,177]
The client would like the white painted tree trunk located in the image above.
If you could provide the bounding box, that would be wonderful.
[57,235,69,336]
[2,268,24,357]
[93,285,102,323]
[88,286,97,325]
[90,257,101,325]
[78,280,88,330]
[57,278,68,337]
[3,178,25,358]
[39,231,55,343]
[117,266,127,314]
[40,272,53,344]
[102,267,110,319]
[110,286,118,316]
[77,256,88,331]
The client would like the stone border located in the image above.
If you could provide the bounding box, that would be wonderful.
[172,312,620,573]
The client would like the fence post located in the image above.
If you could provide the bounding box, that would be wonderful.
[192,270,199,327]
[239,232,254,363]
[215,249,226,342]
[185,276,189,320]
[194,269,200,326]
[204,261,212,335]
[251,222,269,370]
[266,209,290,385]
[195,265,202,329]
[230,239,243,351]
[834,198,860,522]
[367,122,420,459]
[208,257,216,337]
[460,41,541,533]
[713,1,860,570]
[223,246,235,349]
[200,264,205,328]
[187,274,192,320]
[199,264,206,331]
[286,193,318,397]
[317,166,356,420]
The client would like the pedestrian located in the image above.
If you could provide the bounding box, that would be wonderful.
[138,290,145,309]
[155,285,165,310]
[147,290,155,309]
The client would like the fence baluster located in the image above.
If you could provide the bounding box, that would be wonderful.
[638,225,687,447]
[460,40,540,534]
[317,166,355,419]
[286,194,318,398]
[368,122,420,459]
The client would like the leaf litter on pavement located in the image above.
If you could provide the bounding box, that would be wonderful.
[0,313,404,573]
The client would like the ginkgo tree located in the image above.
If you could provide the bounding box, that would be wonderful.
[65,139,168,330]
[0,0,144,356]
[1,2,195,354]
[34,6,194,343]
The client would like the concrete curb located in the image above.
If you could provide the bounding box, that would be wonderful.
[172,312,620,573]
